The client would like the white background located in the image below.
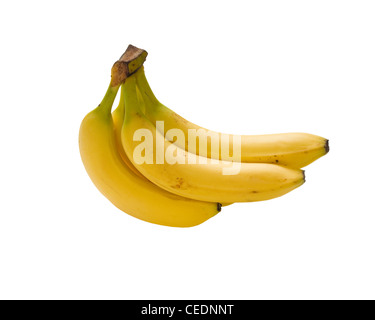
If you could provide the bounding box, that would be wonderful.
[0,1,374,300]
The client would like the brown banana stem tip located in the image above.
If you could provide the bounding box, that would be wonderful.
[110,44,148,87]
[325,140,330,154]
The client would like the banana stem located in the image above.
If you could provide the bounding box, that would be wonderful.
[122,76,142,116]
[135,66,160,106]
[96,84,119,115]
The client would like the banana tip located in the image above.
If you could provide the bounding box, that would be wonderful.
[325,139,330,154]
[217,203,222,212]
[302,170,306,183]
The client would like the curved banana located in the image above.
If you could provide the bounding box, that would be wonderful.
[121,74,305,203]
[79,83,220,228]
[135,67,329,168]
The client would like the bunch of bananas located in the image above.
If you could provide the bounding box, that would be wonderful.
[79,45,329,228]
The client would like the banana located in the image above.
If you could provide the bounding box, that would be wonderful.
[79,82,221,228]
[121,74,305,203]
[134,66,329,168]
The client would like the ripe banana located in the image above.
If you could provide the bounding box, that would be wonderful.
[121,74,306,203]
[79,83,221,228]
[134,66,329,168]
